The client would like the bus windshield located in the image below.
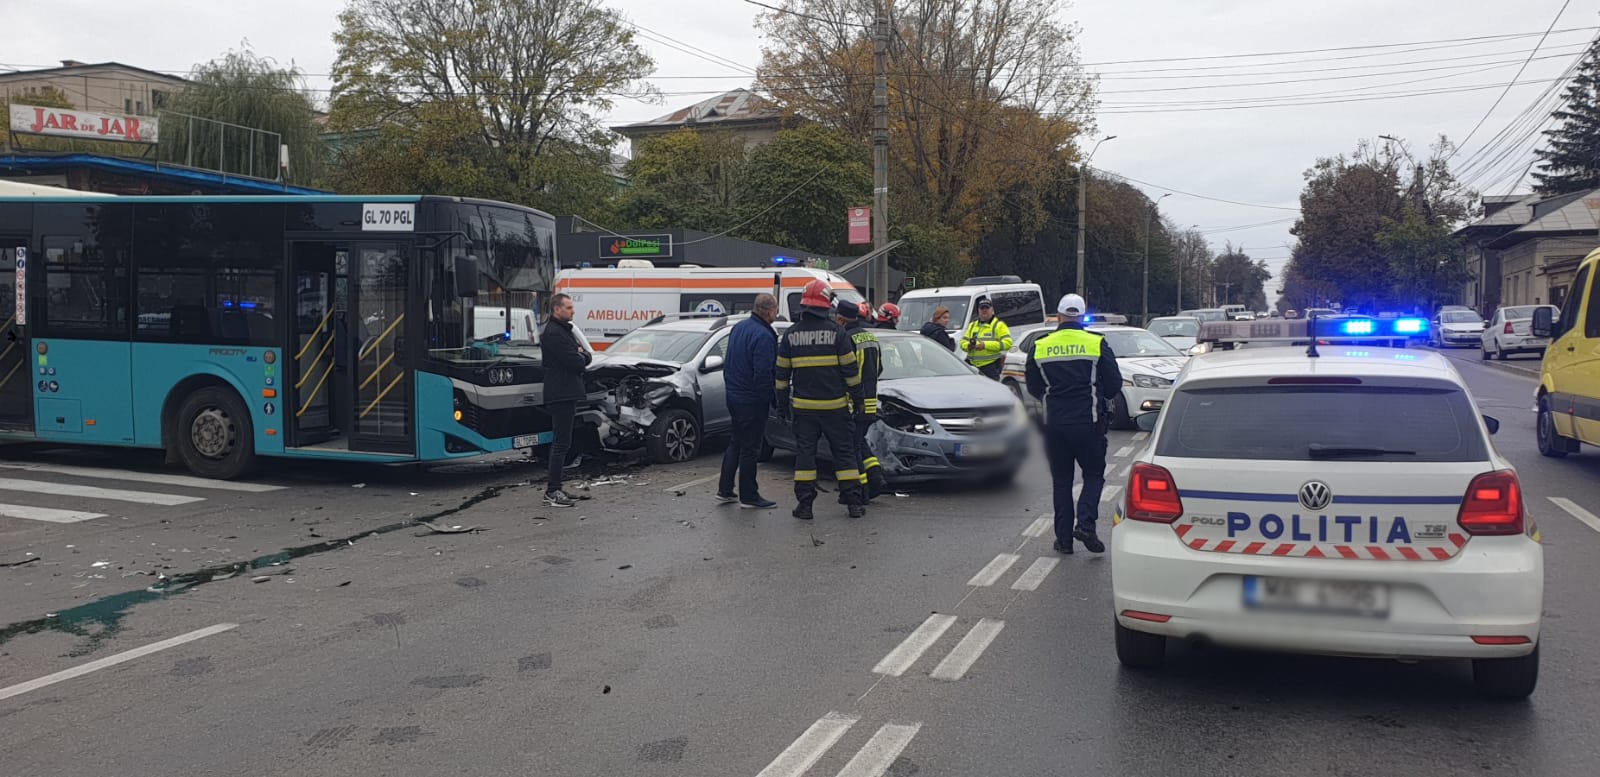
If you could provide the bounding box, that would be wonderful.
[430,203,558,364]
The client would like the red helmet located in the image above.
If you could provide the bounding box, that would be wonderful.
[858,302,873,319]
[878,302,901,321]
[800,279,833,309]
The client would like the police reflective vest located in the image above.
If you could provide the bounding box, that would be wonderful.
[844,320,882,415]
[961,318,1013,367]
[776,311,860,412]
[1023,323,1123,426]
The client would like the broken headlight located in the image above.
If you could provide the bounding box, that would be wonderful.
[880,399,932,435]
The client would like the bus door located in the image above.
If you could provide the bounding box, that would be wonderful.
[288,241,346,446]
[0,237,32,434]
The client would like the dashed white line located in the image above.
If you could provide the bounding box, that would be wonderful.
[929,618,1005,681]
[1113,445,1135,459]
[835,723,922,777]
[0,463,285,492]
[0,623,238,701]
[1133,432,1149,441]
[663,474,720,493]
[1022,516,1050,538]
[966,553,1020,587]
[755,712,859,777]
[1010,557,1059,591]
[0,477,204,506]
[873,614,957,677]
[0,503,107,523]
[1549,497,1600,534]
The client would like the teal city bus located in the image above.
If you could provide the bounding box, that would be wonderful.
[0,194,562,478]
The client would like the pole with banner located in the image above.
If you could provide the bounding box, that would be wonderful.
[848,207,871,246]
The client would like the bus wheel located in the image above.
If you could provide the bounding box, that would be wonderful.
[176,386,258,479]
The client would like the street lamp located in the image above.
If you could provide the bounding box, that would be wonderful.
[1143,192,1171,325]
[1076,134,1117,297]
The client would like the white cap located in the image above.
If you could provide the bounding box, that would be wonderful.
[1058,293,1087,316]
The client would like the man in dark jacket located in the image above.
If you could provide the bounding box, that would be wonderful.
[1025,293,1122,555]
[837,300,887,500]
[540,293,591,508]
[919,305,957,351]
[716,294,780,509]
[777,280,865,520]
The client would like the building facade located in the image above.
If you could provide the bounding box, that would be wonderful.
[1453,190,1599,314]
[609,89,798,158]
[0,61,185,119]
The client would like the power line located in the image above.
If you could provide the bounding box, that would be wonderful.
[740,0,868,28]
[1451,0,1573,158]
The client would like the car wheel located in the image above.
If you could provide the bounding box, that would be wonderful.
[1473,644,1539,700]
[1110,393,1134,431]
[1480,342,1490,361]
[647,409,700,464]
[1114,619,1166,669]
[1496,341,1509,361]
[174,386,257,479]
[1536,395,1574,458]
[1003,378,1022,400]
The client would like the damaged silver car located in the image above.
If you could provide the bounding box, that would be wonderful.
[580,314,738,463]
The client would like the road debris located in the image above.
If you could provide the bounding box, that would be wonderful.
[1,555,40,568]
[417,521,483,535]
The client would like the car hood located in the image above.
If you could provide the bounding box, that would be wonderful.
[586,354,681,378]
[1157,335,1197,349]
[1119,355,1187,378]
[880,375,1016,410]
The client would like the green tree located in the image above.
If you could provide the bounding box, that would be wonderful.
[1534,42,1600,195]
[614,129,749,232]
[735,124,872,255]
[1376,212,1472,313]
[1211,245,1271,310]
[328,0,653,213]
[156,49,324,184]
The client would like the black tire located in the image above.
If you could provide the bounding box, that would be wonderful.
[1496,342,1509,361]
[1110,393,1134,431]
[174,386,257,479]
[1473,644,1539,700]
[1115,619,1166,669]
[1536,395,1573,458]
[647,408,700,464]
[1480,343,1490,360]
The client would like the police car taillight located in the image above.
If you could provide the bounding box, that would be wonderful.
[1457,470,1524,536]
[1128,463,1183,523]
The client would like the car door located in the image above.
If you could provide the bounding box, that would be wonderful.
[1546,264,1595,440]
[698,331,731,435]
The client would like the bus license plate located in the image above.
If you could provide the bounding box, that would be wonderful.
[955,442,1005,459]
[1243,576,1389,618]
[513,433,552,449]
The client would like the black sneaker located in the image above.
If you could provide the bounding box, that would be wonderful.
[543,490,576,508]
[715,492,738,505]
[1072,528,1105,554]
[1053,539,1074,555]
[792,505,814,520]
[740,498,778,509]
[848,503,865,519]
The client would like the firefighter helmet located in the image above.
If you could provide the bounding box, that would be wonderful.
[800,279,833,309]
[878,302,901,323]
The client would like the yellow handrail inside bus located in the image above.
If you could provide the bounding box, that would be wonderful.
[360,372,405,419]
[295,359,335,419]
[358,352,395,391]
[293,309,336,361]
[1,315,14,331]
[359,314,405,359]
[295,333,335,390]
[0,341,14,363]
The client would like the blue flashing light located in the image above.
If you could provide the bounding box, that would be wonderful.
[1082,314,1095,323]
[1339,319,1375,335]
[1394,318,1426,334]
[772,256,800,266]
[240,301,258,310]
[222,300,234,308]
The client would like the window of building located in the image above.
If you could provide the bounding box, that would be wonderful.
[124,98,133,114]
[152,90,168,110]
[135,100,144,115]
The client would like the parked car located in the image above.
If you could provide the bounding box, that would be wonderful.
[997,322,1058,397]
[1482,305,1558,360]
[764,331,1030,485]
[1145,316,1201,351]
[581,314,741,463]
[1431,309,1486,348]
[1008,324,1188,429]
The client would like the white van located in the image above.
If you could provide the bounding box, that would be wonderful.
[474,306,539,345]
[894,276,1047,334]
[554,266,864,349]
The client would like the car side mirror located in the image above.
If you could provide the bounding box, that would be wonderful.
[701,355,725,373]
[1483,415,1500,435]
[1134,412,1160,432]
[454,255,480,298]
[1531,306,1554,338]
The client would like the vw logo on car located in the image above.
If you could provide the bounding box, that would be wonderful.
[1298,480,1333,511]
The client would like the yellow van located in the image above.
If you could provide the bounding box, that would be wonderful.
[1532,249,1600,456]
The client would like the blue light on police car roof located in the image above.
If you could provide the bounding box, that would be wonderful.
[1339,320,1375,335]
[1393,318,1426,334]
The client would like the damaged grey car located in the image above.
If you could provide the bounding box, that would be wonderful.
[579,314,739,464]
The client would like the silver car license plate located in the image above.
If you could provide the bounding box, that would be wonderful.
[954,441,1005,459]
[1243,576,1389,618]
[513,433,551,448]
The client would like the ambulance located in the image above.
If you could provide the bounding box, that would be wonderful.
[553,266,865,349]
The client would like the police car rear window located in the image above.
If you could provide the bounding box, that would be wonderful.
[1155,385,1488,462]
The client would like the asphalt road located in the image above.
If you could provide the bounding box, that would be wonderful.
[3,347,1600,777]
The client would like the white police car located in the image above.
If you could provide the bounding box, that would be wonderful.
[1112,317,1544,698]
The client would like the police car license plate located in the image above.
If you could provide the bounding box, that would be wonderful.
[1242,576,1389,618]
[513,433,552,449]
[955,442,1005,459]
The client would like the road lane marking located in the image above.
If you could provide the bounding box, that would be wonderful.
[834,723,922,777]
[755,712,858,777]
[1550,497,1600,533]
[966,553,1020,587]
[0,478,204,506]
[929,618,1005,681]
[1111,464,1130,480]
[663,474,720,493]
[1133,432,1148,441]
[873,614,957,677]
[1010,557,1059,591]
[1113,445,1135,459]
[0,623,238,701]
[1022,517,1050,537]
[0,463,285,492]
[0,503,107,523]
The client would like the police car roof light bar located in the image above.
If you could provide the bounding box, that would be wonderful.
[1195,315,1428,350]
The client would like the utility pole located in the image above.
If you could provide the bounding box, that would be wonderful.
[1143,193,1170,325]
[1178,223,1197,313]
[871,5,890,307]
[1075,135,1116,297]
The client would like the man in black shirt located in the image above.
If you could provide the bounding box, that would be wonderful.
[540,293,590,507]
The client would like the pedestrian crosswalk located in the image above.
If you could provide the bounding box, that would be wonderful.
[0,462,286,525]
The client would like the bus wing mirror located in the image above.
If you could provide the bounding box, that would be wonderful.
[454,255,480,298]
[1531,306,1553,338]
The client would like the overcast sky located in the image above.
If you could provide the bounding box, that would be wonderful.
[4,0,1596,298]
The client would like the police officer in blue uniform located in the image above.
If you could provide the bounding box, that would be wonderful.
[1024,294,1123,554]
